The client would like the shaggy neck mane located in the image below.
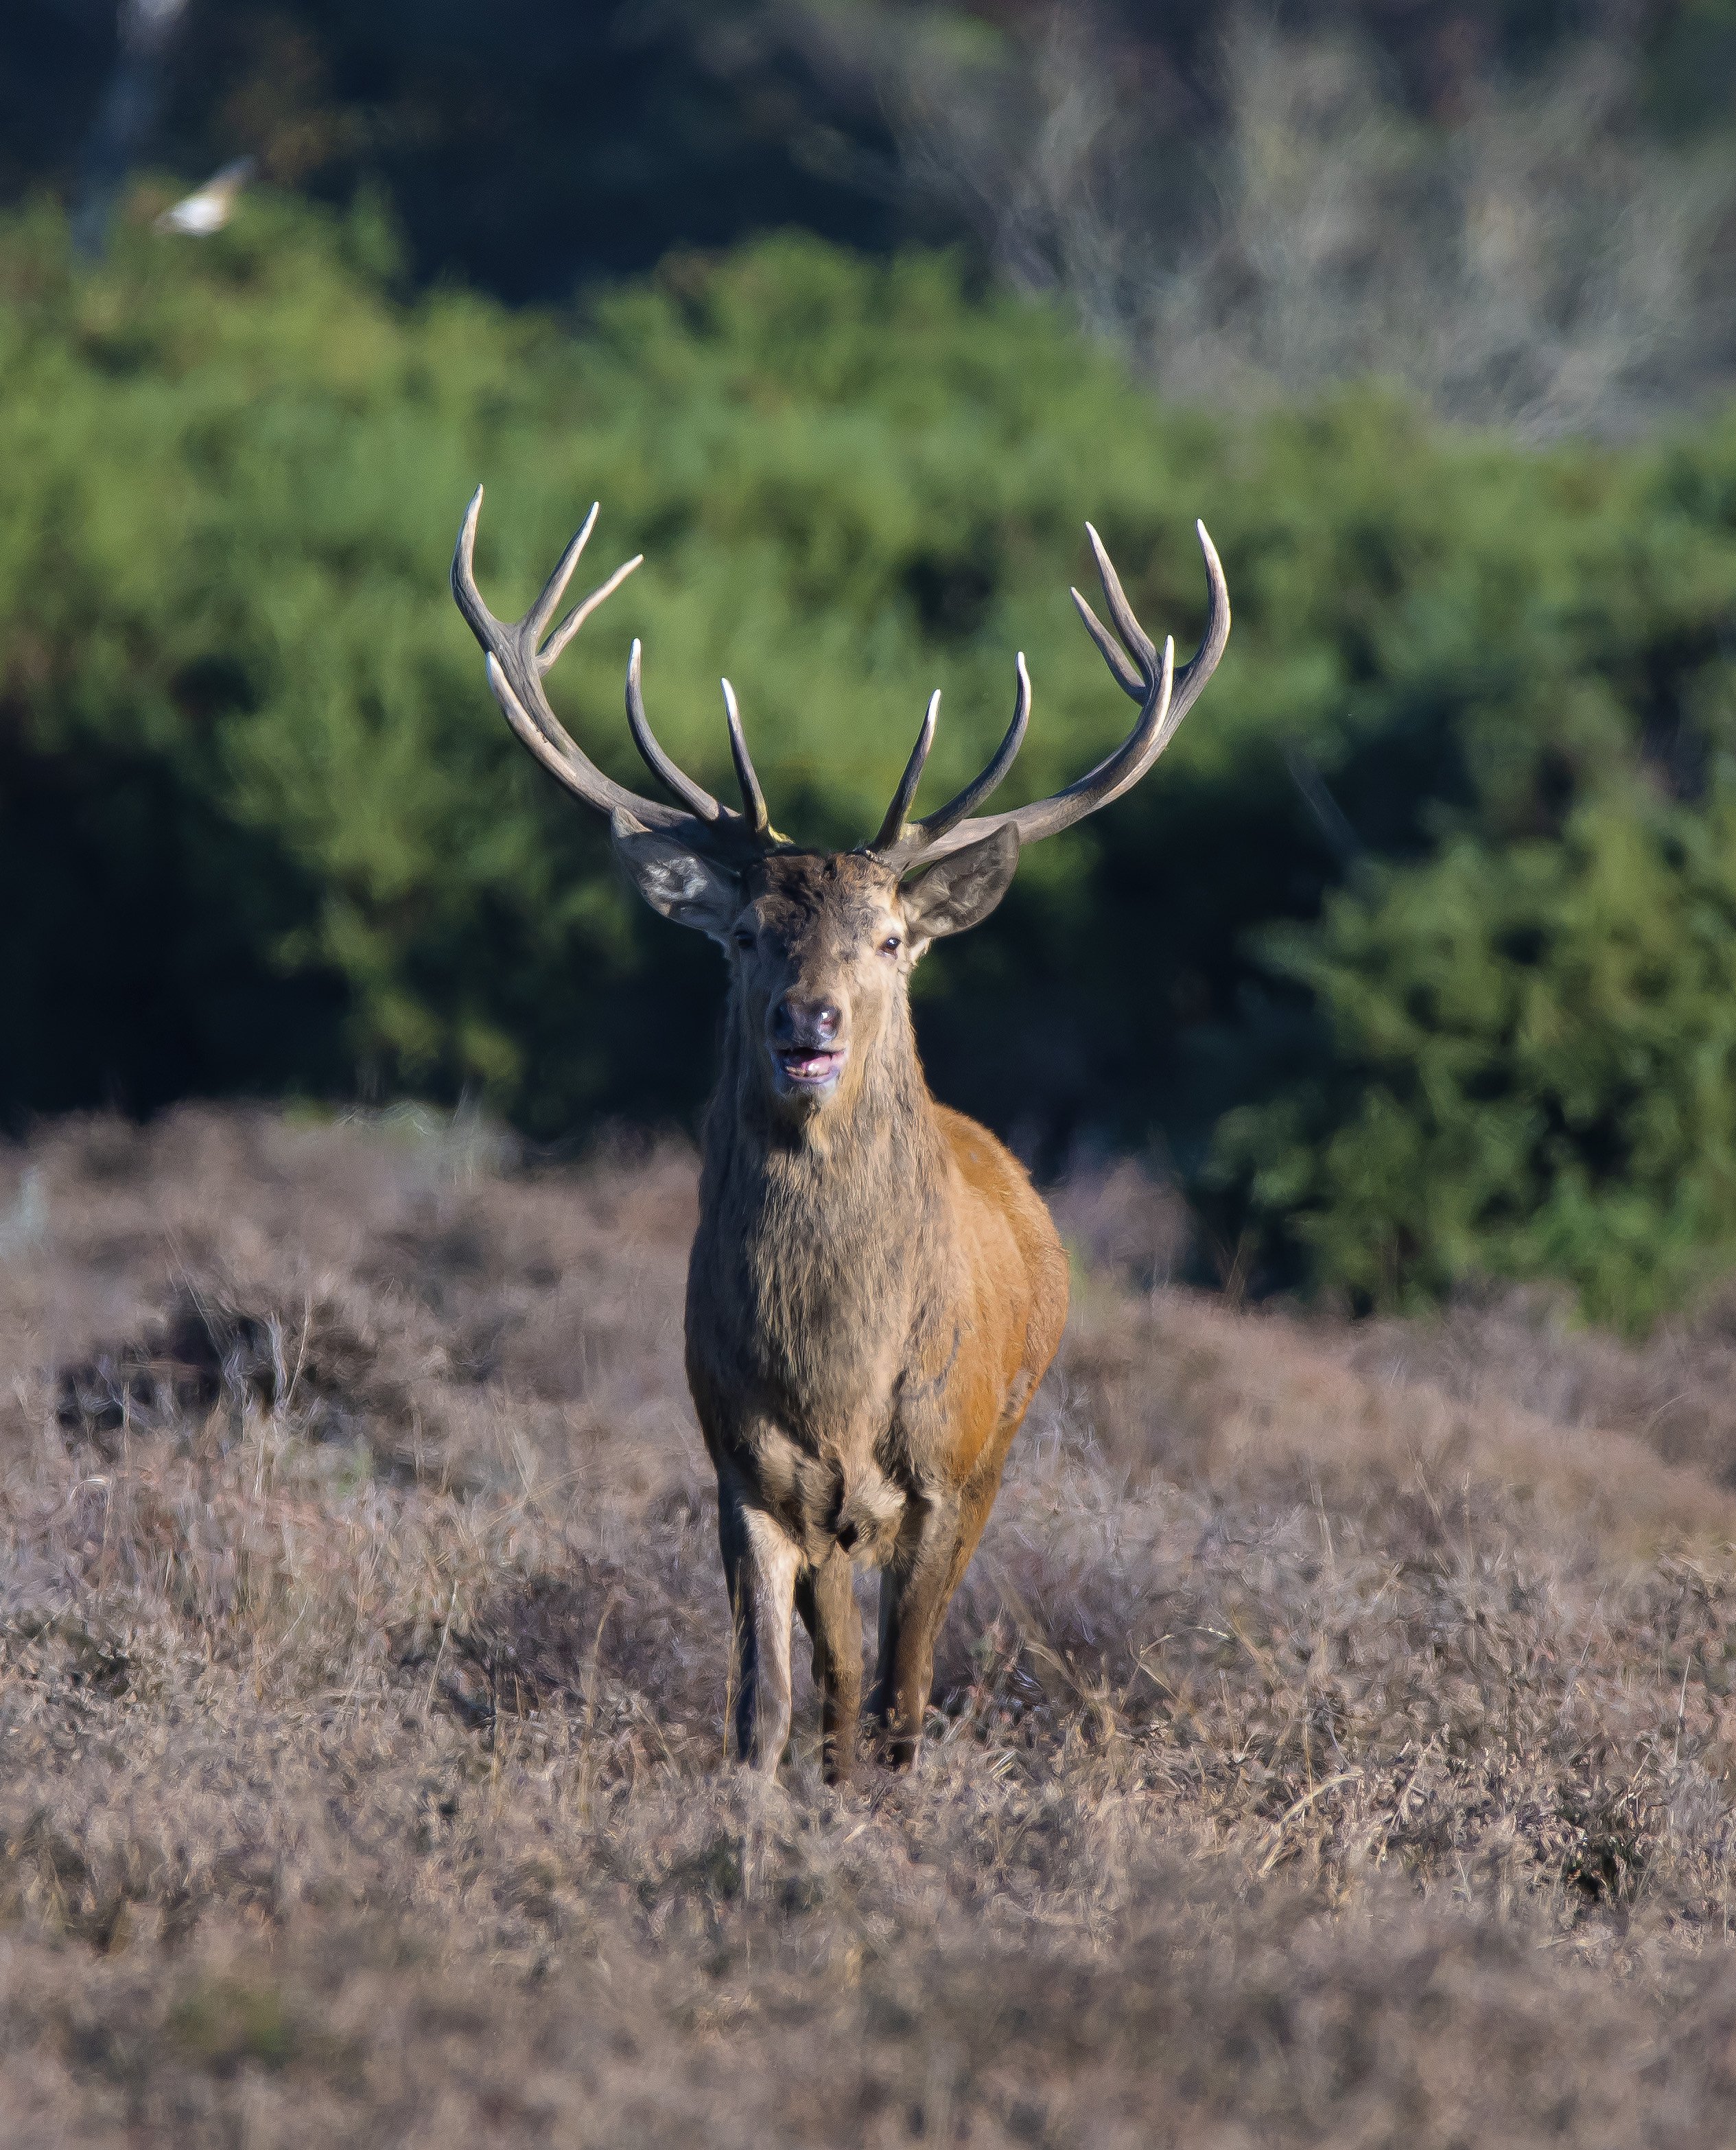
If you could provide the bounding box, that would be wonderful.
[702,979,947,1248]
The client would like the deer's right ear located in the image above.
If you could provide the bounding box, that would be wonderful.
[609,812,742,939]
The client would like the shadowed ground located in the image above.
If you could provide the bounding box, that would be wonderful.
[5,1107,1736,2145]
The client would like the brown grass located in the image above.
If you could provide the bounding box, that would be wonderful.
[5,1106,1736,2145]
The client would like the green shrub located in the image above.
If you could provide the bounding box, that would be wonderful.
[0,190,1230,1132]
[3,189,1736,1320]
[1211,793,1736,1325]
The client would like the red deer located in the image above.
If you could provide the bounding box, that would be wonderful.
[451,493,1229,1777]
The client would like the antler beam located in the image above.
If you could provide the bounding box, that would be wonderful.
[451,487,773,856]
[868,520,1230,872]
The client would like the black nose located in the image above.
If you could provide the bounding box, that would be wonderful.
[772,996,841,1049]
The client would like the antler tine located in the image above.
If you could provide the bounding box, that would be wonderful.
[542,546,643,670]
[451,486,758,855]
[524,501,600,648]
[871,690,941,852]
[1071,587,1145,701]
[1087,518,1228,778]
[911,653,1031,847]
[1164,519,1231,741]
[870,655,1032,869]
[626,640,722,822]
[1082,522,1159,672]
[720,679,772,840]
[896,519,1229,870]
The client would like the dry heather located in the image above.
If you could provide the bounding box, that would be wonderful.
[5,1108,1736,2146]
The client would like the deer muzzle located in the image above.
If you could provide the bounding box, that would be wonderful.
[769,995,847,1095]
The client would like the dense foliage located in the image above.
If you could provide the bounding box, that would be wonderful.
[2,193,1735,1317]
[1213,799,1736,1323]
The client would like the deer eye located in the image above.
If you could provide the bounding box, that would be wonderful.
[879,934,902,958]
[733,929,756,952]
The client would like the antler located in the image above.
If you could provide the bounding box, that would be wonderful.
[456,493,1228,872]
[451,487,776,855]
[869,520,1230,872]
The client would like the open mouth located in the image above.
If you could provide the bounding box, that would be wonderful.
[775,1048,846,1090]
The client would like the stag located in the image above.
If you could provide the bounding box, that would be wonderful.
[452,492,1229,1777]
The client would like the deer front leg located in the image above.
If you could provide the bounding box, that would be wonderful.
[717,1490,801,1775]
[796,1545,863,1786]
[869,1486,963,1771]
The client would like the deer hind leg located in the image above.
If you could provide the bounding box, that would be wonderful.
[795,1545,863,1786]
[718,1495,801,1775]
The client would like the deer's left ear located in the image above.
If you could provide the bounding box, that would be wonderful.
[900,823,1021,948]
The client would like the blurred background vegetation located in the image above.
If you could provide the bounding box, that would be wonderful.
[3,0,1736,1322]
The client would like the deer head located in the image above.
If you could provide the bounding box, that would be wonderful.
[451,489,1229,1117]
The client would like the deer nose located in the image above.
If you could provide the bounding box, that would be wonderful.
[772,996,841,1049]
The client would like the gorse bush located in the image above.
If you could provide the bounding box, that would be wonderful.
[1213,797,1736,1325]
[1206,414,1736,1322]
[1,190,1735,1318]
[0,189,1204,1130]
